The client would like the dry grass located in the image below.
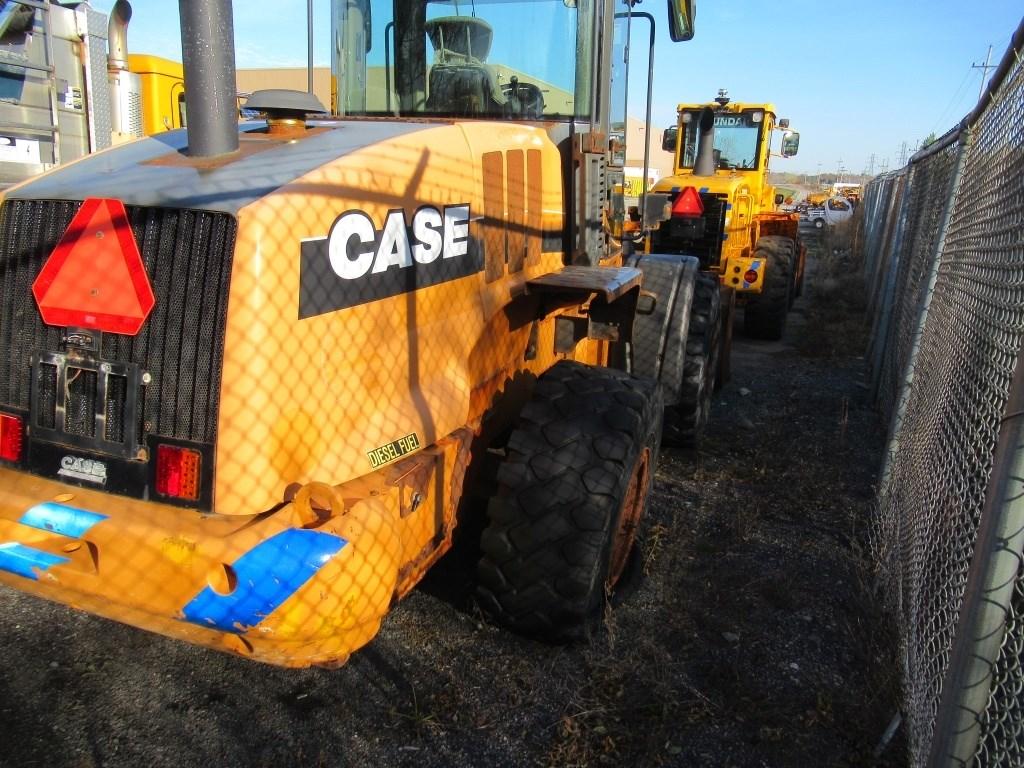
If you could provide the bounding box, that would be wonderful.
[797,223,870,358]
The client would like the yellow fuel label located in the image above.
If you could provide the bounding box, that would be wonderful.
[367,433,421,469]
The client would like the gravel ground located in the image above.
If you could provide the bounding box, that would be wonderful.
[0,233,904,768]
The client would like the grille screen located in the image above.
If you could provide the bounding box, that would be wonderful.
[651,192,727,267]
[0,199,237,446]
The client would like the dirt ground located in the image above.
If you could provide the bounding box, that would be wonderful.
[0,231,904,768]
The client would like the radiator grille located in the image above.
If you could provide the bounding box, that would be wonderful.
[0,199,236,446]
[651,192,728,268]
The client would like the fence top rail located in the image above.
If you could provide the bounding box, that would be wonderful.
[910,15,1024,165]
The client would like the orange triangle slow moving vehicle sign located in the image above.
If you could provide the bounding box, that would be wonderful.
[671,187,704,217]
[32,198,154,336]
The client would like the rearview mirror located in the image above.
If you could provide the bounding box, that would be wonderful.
[781,130,800,157]
[667,0,695,41]
[662,126,678,153]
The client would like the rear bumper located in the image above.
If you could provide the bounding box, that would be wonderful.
[0,468,402,667]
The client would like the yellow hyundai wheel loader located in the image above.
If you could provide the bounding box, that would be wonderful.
[0,0,702,667]
[650,91,805,345]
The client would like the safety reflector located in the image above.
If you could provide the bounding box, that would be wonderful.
[744,269,759,284]
[671,187,704,217]
[0,414,22,462]
[32,198,154,335]
[155,444,202,501]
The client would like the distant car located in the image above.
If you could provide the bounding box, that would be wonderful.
[800,196,854,229]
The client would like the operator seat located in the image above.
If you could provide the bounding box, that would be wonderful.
[425,17,507,116]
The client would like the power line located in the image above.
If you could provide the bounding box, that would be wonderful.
[930,65,974,135]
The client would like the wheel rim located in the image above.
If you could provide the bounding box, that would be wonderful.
[607,447,651,588]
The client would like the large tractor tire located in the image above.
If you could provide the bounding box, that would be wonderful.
[476,361,662,642]
[664,272,721,447]
[743,236,794,341]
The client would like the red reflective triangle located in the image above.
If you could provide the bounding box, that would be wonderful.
[671,187,704,217]
[32,198,154,336]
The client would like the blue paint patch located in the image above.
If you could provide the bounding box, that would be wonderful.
[0,543,69,580]
[20,503,107,539]
[751,260,762,270]
[725,203,733,210]
[181,528,347,633]
[722,233,729,241]
[699,186,709,193]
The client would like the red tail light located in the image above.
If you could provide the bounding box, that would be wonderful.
[744,269,759,284]
[155,444,202,500]
[0,414,22,462]
[671,187,704,218]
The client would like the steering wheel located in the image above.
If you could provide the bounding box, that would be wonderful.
[502,77,545,119]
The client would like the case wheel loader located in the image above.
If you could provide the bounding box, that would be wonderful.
[0,0,704,667]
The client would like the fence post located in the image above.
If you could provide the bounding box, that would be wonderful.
[926,333,1024,766]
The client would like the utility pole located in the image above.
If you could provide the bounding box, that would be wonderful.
[897,141,908,167]
[837,158,845,184]
[867,153,876,176]
[972,45,995,100]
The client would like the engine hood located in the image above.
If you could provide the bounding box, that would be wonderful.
[3,121,433,215]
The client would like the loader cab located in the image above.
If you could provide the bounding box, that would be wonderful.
[331,0,694,263]
[331,0,595,120]
[676,107,772,173]
[331,0,693,124]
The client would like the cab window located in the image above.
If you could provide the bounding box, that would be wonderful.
[332,0,594,119]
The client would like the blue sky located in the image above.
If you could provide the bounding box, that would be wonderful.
[105,0,1021,175]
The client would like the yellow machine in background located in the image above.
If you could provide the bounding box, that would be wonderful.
[650,90,805,340]
[126,54,186,134]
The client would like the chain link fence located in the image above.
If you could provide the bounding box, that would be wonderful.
[862,18,1024,767]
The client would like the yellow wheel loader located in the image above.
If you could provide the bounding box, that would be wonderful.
[0,0,701,667]
[649,91,805,347]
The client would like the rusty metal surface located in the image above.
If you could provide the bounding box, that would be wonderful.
[526,265,642,302]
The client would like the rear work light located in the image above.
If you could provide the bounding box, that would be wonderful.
[155,444,202,501]
[0,414,23,462]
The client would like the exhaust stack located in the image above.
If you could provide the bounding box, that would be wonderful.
[178,0,239,157]
[107,0,143,137]
[107,0,131,71]
[692,107,716,177]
